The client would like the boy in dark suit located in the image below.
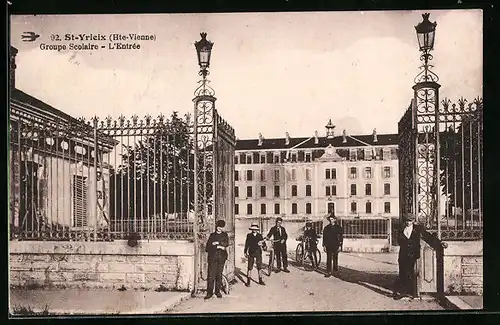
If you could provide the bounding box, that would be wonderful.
[244,223,266,286]
[265,217,290,273]
[304,221,319,269]
[393,213,421,300]
[322,213,343,277]
[204,219,229,300]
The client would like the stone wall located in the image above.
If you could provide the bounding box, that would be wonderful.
[443,241,483,295]
[9,240,194,291]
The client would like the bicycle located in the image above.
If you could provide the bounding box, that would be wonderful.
[199,245,231,295]
[260,239,281,276]
[295,236,322,268]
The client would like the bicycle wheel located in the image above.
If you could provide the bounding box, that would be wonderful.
[221,274,230,295]
[315,248,322,266]
[295,244,304,265]
[267,251,274,276]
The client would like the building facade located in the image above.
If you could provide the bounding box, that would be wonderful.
[234,121,399,219]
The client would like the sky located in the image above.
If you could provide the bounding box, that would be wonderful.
[11,10,482,140]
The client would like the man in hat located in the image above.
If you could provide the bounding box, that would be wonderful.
[244,223,266,286]
[322,212,343,277]
[303,221,319,269]
[393,213,421,300]
[204,219,229,299]
[265,216,290,273]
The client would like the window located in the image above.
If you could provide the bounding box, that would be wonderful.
[260,186,266,198]
[273,169,280,181]
[383,166,391,178]
[246,170,253,181]
[365,167,372,179]
[240,153,246,164]
[349,167,357,179]
[365,148,372,161]
[349,149,357,161]
[246,186,253,198]
[331,185,337,196]
[350,184,357,196]
[325,169,331,179]
[292,203,298,214]
[366,201,372,214]
[246,154,252,164]
[291,152,297,163]
[260,204,266,214]
[73,175,88,227]
[292,185,298,197]
[235,186,239,198]
[235,171,239,181]
[235,204,239,215]
[326,186,331,196]
[306,203,312,214]
[274,186,280,197]
[305,152,312,163]
[326,185,337,196]
[331,169,337,179]
[365,184,372,196]
[325,168,337,180]
[305,168,312,181]
[254,153,260,164]
[291,169,297,181]
[384,183,391,195]
[274,154,280,163]
[260,170,266,181]
[260,153,266,164]
[384,202,391,213]
[247,204,253,215]
[351,202,357,214]
[383,149,391,160]
[234,156,239,164]
[306,185,312,196]
[274,203,280,215]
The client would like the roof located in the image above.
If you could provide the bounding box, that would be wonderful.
[235,133,398,151]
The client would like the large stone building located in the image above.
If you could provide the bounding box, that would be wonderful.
[234,120,399,219]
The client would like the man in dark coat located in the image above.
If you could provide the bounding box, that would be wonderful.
[265,216,290,273]
[204,219,229,300]
[393,213,421,300]
[244,223,266,286]
[322,213,343,277]
[303,221,319,269]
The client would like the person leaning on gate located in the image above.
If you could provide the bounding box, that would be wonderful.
[204,219,229,300]
[265,217,290,273]
[393,213,421,300]
[244,223,266,287]
[322,212,343,277]
[304,222,319,269]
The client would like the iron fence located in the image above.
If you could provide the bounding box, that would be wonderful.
[339,217,391,240]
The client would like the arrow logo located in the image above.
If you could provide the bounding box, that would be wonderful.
[21,32,40,42]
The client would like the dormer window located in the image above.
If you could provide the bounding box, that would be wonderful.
[349,149,357,161]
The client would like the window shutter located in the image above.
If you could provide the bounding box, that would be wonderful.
[73,175,88,227]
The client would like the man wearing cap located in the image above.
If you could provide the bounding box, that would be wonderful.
[204,219,229,300]
[322,212,343,277]
[244,223,266,286]
[304,222,319,269]
[265,217,290,273]
[393,213,421,300]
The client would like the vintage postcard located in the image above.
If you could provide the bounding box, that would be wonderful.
[8,10,483,316]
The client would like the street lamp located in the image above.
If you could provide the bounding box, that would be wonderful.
[412,13,441,238]
[192,32,217,296]
[195,32,214,78]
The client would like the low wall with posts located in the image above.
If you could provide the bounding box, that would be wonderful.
[9,240,194,291]
[443,241,483,295]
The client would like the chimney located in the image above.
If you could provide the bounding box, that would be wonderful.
[10,46,18,90]
[342,130,347,143]
[325,119,335,139]
[373,128,378,143]
[285,132,290,145]
[314,130,319,144]
[258,133,263,146]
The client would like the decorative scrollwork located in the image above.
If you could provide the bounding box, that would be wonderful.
[414,51,439,84]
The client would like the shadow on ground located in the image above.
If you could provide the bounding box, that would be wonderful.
[287,259,397,298]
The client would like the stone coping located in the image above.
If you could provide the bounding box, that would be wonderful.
[10,240,194,256]
[443,241,483,256]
